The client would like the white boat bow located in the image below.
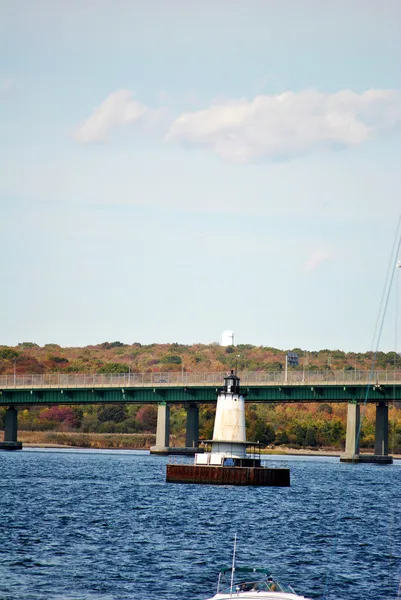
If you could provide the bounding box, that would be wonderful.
[205,566,312,600]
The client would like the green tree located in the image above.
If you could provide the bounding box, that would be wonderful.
[81,414,98,433]
[276,430,289,445]
[266,361,283,371]
[290,422,307,445]
[252,421,275,446]
[160,354,182,365]
[100,341,126,349]
[48,356,69,364]
[393,432,401,453]
[98,363,129,374]
[98,421,116,433]
[0,347,19,360]
[98,405,127,423]
[305,427,317,447]
[18,342,39,349]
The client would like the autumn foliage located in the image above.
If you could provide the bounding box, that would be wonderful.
[0,341,400,451]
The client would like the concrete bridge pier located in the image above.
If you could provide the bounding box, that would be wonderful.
[185,403,199,449]
[0,407,22,450]
[150,404,170,454]
[150,402,202,455]
[344,401,360,457]
[340,401,392,464]
[374,402,390,457]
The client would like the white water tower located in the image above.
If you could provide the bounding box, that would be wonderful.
[221,330,234,346]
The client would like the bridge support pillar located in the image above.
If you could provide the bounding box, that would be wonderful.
[150,404,170,454]
[340,401,393,464]
[344,401,360,457]
[150,403,202,456]
[1,407,22,450]
[185,403,199,448]
[374,402,389,456]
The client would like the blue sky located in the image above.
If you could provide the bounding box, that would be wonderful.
[1,0,400,351]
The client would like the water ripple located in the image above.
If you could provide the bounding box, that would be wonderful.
[0,450,400,600]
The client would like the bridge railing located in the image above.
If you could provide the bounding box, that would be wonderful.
[1,370,401,389]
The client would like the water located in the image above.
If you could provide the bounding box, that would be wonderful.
[0,450,400,600]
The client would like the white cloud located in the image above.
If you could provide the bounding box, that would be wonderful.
[74,89,149,143]
[302,248,333,272]
[167,89,401,163]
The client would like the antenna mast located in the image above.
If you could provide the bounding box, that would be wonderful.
[230,533,237,596]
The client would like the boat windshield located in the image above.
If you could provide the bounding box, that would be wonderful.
[220,579,296,595]
[216,568,297,596]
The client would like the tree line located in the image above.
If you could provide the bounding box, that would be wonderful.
[1,342,400,451]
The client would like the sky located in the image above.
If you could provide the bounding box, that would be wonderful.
[1,0,401,352]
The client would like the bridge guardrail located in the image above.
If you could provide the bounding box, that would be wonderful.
[1,370,401,389]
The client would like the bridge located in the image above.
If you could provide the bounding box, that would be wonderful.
[1,370,400,462]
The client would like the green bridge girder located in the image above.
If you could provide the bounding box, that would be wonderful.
[1,383,400,406]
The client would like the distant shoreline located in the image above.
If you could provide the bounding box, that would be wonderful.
[20,442,400,459]
[263,447,400,459]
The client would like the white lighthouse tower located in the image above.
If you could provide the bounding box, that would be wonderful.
[211,371,246,459]
[195,371,257,467]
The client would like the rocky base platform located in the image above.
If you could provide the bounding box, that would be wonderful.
[0,441,23,451]
[166,464,290,486]
[340,454,393,464]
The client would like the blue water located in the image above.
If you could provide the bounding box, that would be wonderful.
[0,450,400,600]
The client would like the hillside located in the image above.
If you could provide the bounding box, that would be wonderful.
[1,341,401,375]
[1,342,400,452]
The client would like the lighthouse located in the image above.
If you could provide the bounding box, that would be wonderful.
[208,371,248,462]
[166,372,290,486]
[194,371,260,467]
